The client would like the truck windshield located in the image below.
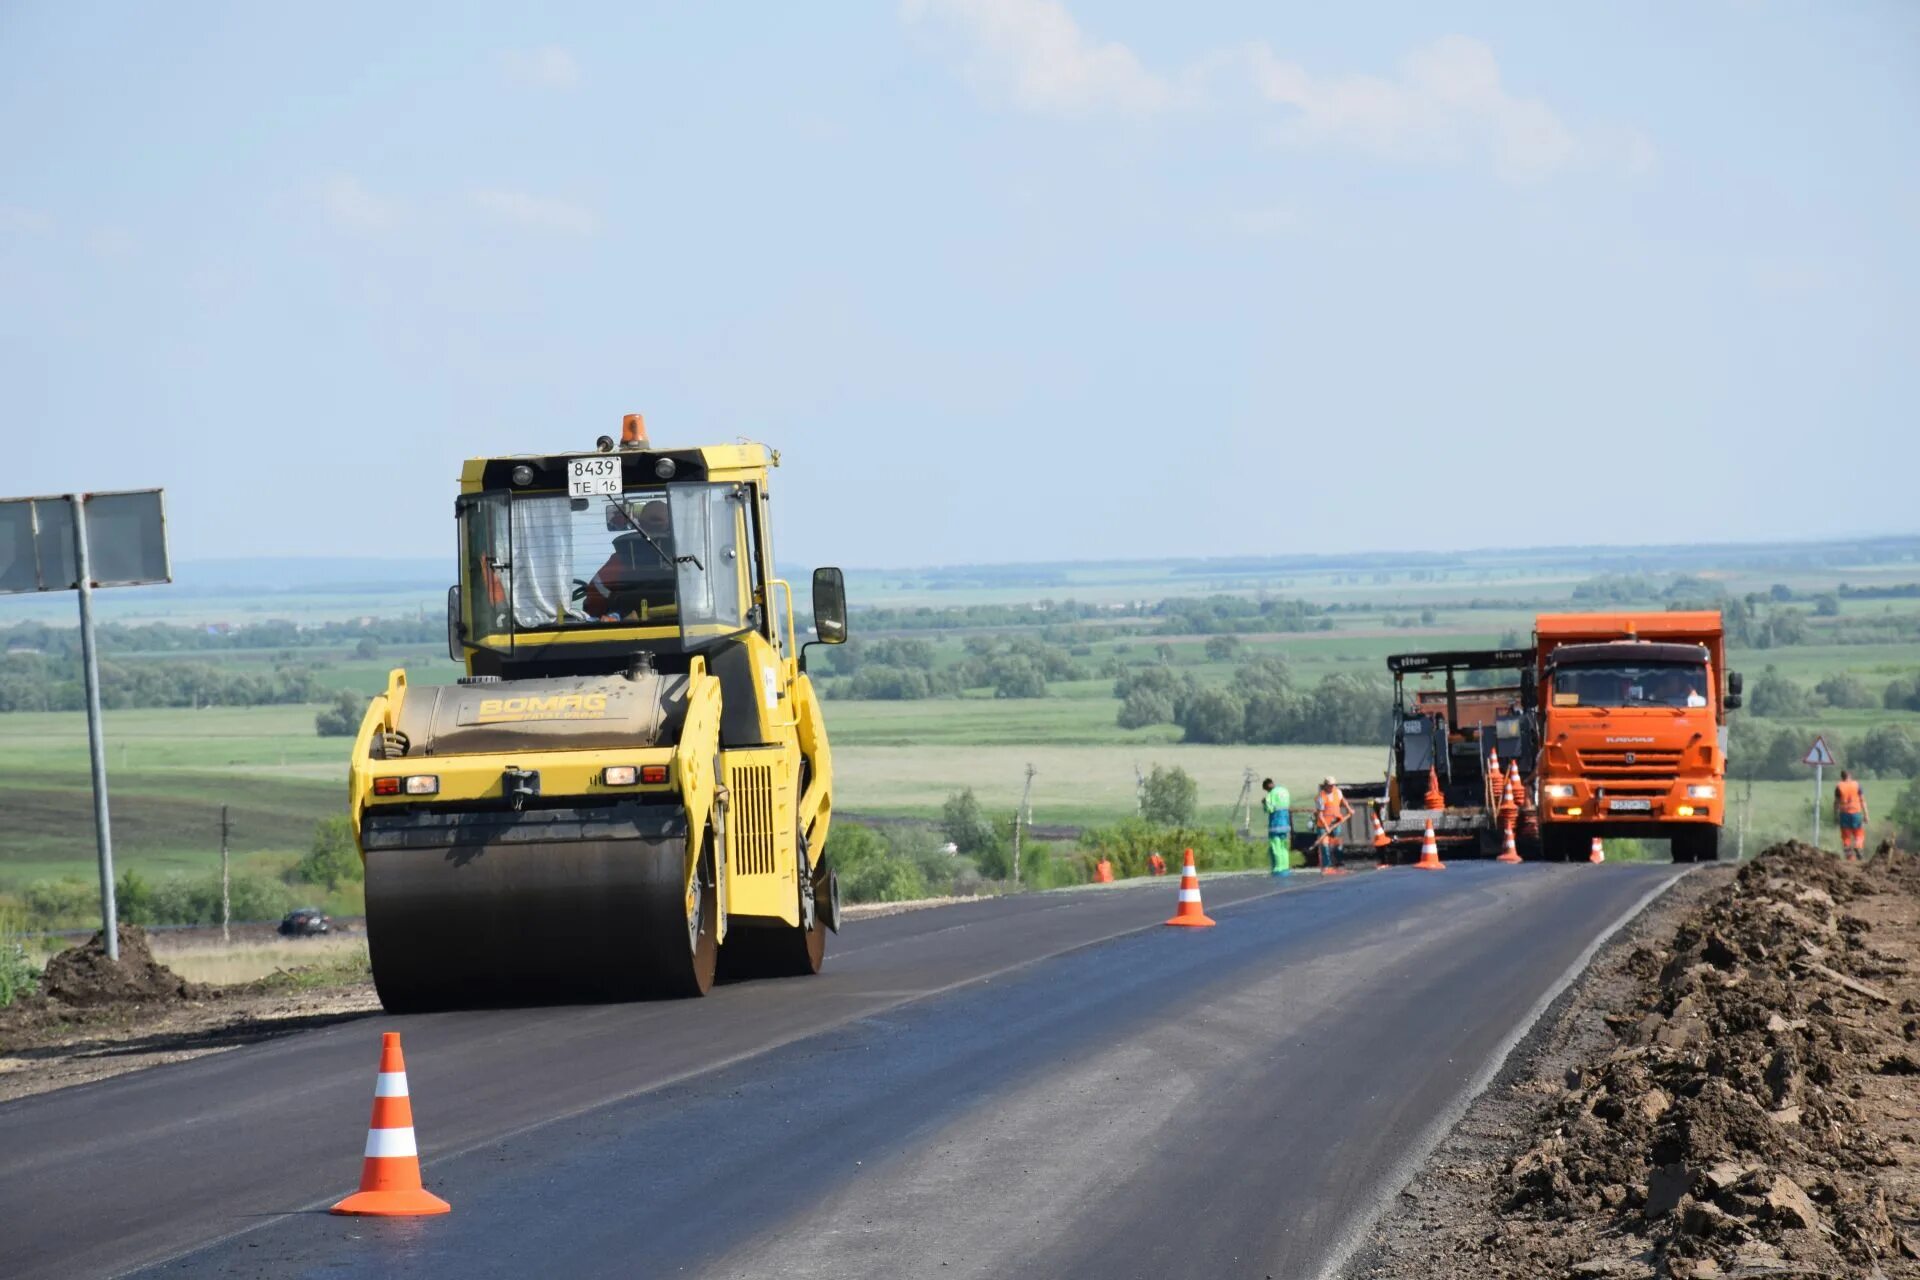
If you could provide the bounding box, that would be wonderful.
[1552,662,1709,709]
[458,483,751,648]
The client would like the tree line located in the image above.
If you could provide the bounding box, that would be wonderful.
[0,652,326,713]
[1115,655,1391,745]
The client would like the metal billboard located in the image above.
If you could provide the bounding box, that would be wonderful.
[0,489,170,594]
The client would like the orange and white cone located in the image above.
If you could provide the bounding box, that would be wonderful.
[1371,806,1393,869]
[1496,827,1522,864]
[1413,821,1446,871]
[1589,837,1605,865]
[1425,766,1445,812]
[1487,747,1505,809]
[332,1032,451,1217]
[1163,848,1216,928]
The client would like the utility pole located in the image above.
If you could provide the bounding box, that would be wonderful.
[1012,763,1035,884]
[71,495,119,962]
[1737,777,1752,861]
[220,805,231,945]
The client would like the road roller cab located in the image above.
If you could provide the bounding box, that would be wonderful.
[348,416,847,1010]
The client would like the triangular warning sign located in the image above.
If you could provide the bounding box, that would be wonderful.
[1804,736,1836,767]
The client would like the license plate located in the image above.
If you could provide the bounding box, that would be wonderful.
[568,457,622,497]
[1609,798,1652,812]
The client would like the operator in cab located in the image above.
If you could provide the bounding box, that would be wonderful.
[579,500,676,620]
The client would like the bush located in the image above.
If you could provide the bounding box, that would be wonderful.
[295,816,363,890]
[315,689,368,737]
[1178,688,1246,744]
[1815,673,1877,709]
[146,870,296,925]
[1117,684,1176,729]
[1885,675,1920,713]
[23,877,98,927]
[1748,666,1810,719]
[1892,777,1920,846]
[826,822,929,903]
[941,789,999,859]
[1140,764,1198,827]
[1204,635,1241,662]
[0,903,36,1007]
[1076,819,1256,879]
[1856,724,1920,781]
[116,868,157,925]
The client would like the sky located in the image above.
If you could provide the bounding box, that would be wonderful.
[2,1,1916,571]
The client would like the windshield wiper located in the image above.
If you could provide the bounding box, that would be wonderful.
[612,499,701,571]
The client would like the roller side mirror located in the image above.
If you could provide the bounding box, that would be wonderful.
[446,585,464,663]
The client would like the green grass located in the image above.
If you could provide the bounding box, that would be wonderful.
[834,742,1385,830]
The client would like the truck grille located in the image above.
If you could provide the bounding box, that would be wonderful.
[1577,748,1682,781]
[728,763,777,876]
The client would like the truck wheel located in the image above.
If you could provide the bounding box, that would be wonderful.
[639,834,718,998]
[717,831,827,980]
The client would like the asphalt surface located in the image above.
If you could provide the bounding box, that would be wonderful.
[0,861,1684,1280]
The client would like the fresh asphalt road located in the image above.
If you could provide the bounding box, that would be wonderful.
[0,862,1683,1280]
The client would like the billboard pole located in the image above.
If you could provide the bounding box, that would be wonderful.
[70,493,119,961]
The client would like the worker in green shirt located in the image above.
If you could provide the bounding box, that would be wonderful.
[1262,777,1292,876]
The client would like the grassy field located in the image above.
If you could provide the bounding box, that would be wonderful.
[3,538,1915,917]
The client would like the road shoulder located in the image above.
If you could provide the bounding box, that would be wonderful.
[1345,847,1920,1280]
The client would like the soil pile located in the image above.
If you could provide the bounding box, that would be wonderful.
[39,924,206,1007]
[1495,843,1920,1278]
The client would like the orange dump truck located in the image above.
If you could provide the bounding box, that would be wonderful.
[1372,610,1742,863]
[1532,611,1741,863]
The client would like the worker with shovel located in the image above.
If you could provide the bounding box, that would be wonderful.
[1262,777,1292,876]
[1315,776,1353,875]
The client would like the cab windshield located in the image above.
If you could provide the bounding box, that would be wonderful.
[1551,662,1709,709]
[458,483,751,650]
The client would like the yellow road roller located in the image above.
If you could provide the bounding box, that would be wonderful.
[347,415,847,1010]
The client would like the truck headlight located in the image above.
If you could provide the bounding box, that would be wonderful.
[1686,785,1716,799]
[1544,784,1575,799]
[404,775,440,795]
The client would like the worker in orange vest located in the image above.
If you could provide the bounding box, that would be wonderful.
[1147,851,1168,876]
[1834,770,1869,860]
[1315,776,1353,874]
[1093,857,1115,883]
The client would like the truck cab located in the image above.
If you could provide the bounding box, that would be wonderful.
[1533,611,1738,862]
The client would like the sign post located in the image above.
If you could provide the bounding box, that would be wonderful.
[0,490,171,960]
[1804,735,1836,848]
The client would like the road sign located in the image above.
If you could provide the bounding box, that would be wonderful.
[0,490,171,962]
[1804,736,1835,767]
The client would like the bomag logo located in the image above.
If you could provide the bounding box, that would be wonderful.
[475,693,610,723]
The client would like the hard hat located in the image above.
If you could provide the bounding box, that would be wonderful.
[1321,775,1336,787]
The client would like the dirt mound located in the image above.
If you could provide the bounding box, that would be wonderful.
[1496,842,1920,1277]
[40,924,207,1007]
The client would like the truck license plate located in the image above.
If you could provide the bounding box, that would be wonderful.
[1609,798,1652,812]
[568,457,621,497]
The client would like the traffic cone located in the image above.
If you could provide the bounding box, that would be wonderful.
[1588,837,1605,865]
[1513,762,1539,841]
[1496,827,1522,864]
[1487,747,1505,809]
[332,1032,450,1216]
[1424,766,1445,812]
[1164,849,1216,928]
[1413,821,1446,871]
[1371,806,1392,869]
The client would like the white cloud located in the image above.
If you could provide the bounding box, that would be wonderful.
[503,46,580,90]
[470,189,598,236]
[902,0,1176,118]
[905,3,1648,183]
[0,204,54,234]
[319,175,400,231]
[1247,36,1578,182]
